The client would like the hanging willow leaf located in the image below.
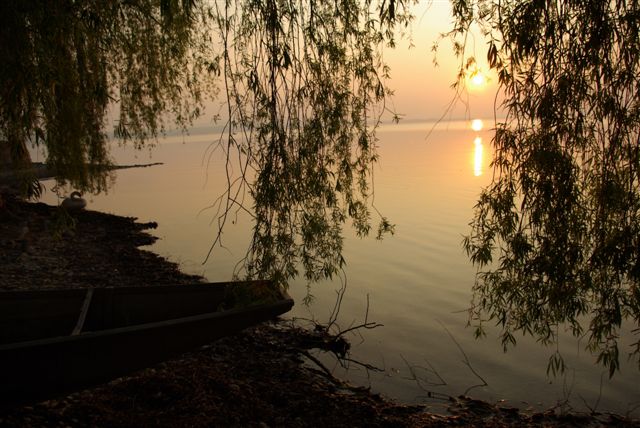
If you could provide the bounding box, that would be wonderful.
[206,0,410,289]
[0,1,216,195]
[451,0,640,376]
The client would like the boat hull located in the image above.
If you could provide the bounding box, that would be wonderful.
[0,281,293,409]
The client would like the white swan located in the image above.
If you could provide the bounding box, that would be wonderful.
[61,191,87,211]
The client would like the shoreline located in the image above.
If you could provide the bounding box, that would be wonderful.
[1,199,637,427]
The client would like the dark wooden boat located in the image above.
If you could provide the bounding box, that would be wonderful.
[0,280,293,409]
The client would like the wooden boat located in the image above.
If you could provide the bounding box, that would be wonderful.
[0,281,293,409]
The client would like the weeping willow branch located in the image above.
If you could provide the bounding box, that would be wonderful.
[450,0,640,376]
[0,1,217,196]
[206,0,412,288]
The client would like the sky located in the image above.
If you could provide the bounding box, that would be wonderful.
[181,1,501,131]
[381,1,500,123]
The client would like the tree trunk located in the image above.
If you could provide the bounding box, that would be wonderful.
[0,140,38,199]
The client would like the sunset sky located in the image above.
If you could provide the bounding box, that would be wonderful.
[382,1,499,122]
[191,1,501,130]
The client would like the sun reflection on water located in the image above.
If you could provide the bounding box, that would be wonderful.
[474,136,483,176]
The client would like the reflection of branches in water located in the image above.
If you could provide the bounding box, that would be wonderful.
[395,320,492,403]
[299,293,491,404]
[579,371,603,415]
[397,354,457,405]
[399,354,447,390]
[548,369,576,416]
[291,290,384,384]
[436,320,488,396]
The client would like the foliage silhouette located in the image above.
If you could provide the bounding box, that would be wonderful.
[1,0,402,292]
[449,0,640,376]
[206,0,407,288]
[0,0,215,196]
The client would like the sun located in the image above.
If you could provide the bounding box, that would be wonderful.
[468,70,489,91]
[471,73,485,86]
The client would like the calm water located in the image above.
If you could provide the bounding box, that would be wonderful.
[41,120,640,415]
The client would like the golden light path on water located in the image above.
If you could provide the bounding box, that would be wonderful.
[471,119,485,176]
[474,136,484,176]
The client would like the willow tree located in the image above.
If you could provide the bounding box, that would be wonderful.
[0,0,215,197]
[206,0,410,291]
[451,0,640,375]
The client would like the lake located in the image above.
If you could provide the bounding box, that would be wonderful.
[40,120,640,416]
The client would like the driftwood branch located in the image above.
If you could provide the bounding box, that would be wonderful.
[0,162,164,185]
